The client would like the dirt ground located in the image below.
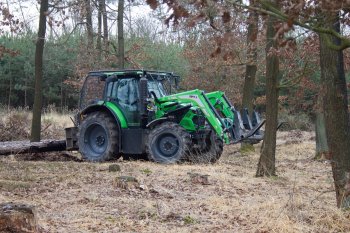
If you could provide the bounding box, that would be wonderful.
[0,131,349,233]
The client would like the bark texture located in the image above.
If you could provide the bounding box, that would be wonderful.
[315,94,329,159]
[118,0,125,69]
[30,0,48,142]
[97,0,102,57]
[102,0,108,53]
[85,0,93,49]
[256,0,279,177]
[319,15,350,208]
[241,0,258,114]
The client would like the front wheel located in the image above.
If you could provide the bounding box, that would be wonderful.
[146,122,191,164]
[78,112,120,162]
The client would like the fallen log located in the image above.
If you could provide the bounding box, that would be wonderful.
[0,139,66,156]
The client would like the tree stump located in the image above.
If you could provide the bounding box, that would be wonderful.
[0,203,38,233]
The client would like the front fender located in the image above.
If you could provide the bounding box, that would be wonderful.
[146,117,170,129]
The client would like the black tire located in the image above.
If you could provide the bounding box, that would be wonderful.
[146,122,191,164]
[78,112,120,162]
[188,132,223,164]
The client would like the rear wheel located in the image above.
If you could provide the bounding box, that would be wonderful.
[78,112,120,162]
[188,132,223,163]
[146,122,191,164]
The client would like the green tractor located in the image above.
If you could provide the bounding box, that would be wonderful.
[65,70,265,163]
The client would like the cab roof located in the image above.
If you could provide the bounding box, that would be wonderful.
[88,69,176,78]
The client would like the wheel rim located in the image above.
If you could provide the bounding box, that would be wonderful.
[155,133,179,158]
[84,123,108,156]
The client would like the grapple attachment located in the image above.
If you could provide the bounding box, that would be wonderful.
[228,107,265,144]
[205,91,265,144]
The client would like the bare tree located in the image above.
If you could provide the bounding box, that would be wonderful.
[102,0,108,53]
[241,0,259,114]
[118,0,125,68]
[85,0,93,48]
[256,0,279,177]
[30,0,49,142]
[319,13,350,208]
[97,0,102,57]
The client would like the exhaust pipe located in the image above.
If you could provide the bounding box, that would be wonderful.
[139,76,148,128]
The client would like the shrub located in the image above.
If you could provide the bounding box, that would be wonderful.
[0,107,74,141]
[278,109,313,131]
[0,109,30,141]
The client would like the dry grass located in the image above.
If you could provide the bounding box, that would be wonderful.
[0,131,349,232]
[0,108,74,140]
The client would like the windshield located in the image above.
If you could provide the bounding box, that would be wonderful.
[148,80,167,97]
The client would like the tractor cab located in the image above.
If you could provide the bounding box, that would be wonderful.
[79,70,177,109]
[78,70,178,126]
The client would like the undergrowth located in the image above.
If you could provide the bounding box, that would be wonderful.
[0,107,75,141]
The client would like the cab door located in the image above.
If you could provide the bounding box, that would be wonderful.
[105,77,140,126]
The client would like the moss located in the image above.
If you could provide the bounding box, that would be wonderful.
[239,143,255,155]
[183,215,197,224]
[109,164,121,172]
[140,168,152,175]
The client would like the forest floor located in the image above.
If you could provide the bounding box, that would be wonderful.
[1,129,349,232]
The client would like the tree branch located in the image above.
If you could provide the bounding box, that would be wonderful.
[278,61,310,89]
[227,0,350,50]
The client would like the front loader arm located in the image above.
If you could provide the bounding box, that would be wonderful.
[157,89,230,143]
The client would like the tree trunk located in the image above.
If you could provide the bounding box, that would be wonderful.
[30,0,48,142]
[8,75,11,111]
[256,0,279,177]
[60,77,63,113]
[85,0,93,49]
[240,0,259,151]
[102,0,108,55]
[241,0,258,114]
[118,0,125,69]
[315,94,329,159]
[24,77,27,108]
[319,14,350,209]
[97,0,102,58]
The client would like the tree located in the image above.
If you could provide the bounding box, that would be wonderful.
[234,0,350,207]
[30,0,48,142]
[84,0,93,49]
[319,13,350,208]
[118,0,125,68]
[96,0,108,57]
[240,0,259,152]
[97,0,102,57]
[241,0,259,114]
[256,0,279,177]
[102,0,108,53]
